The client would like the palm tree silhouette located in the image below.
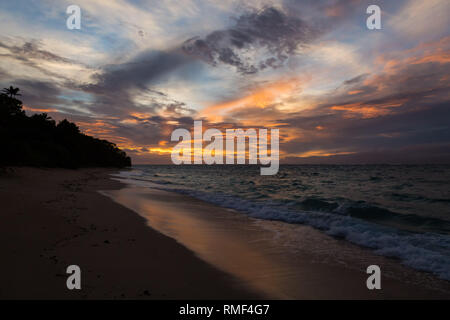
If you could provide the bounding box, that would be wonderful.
[2,86,21,98]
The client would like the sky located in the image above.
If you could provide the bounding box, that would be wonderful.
[1,0,449,164]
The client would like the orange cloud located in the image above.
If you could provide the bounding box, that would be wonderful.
[116,144,173,155]
[130,112,152,119]
[146,147,173,154]
[200,78,301,123]
[120,118,139,124]
[331,99,408,118]
[374,36,450,77]
[77,120,118,136]
[290,150,356,158]
[23,105,58,113]
[410,53,450,65]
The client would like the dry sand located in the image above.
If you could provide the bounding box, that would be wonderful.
[0,167,261,299]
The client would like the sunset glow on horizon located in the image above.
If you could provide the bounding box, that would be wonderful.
[1,0,449,164]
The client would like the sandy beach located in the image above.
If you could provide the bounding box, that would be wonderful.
[0,167,260,299]
[1,167,449,299]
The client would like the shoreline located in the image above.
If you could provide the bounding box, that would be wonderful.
[1,167,449,299]
[106,178,450,299]
[0,167,261,299]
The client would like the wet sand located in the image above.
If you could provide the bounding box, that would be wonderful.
[0,167,261,299]
[104,183,450,299]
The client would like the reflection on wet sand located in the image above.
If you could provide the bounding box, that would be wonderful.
[104,186,300,298]
[103,185,450,299]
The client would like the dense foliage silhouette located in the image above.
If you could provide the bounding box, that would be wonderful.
[0,89,131,168]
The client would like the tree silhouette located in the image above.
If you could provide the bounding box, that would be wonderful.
[0,93,25,121]
[0,87,131,168]
[2,86,21,98]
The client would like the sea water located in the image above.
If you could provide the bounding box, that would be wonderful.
[113,165,450,280]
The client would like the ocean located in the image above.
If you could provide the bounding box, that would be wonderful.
[113,165,450,281]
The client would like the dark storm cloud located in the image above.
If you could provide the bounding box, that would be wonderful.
[182,7,319,74]
[282,144,450,164]
[116,121,165,146]
[369,61,450,97]
[78,48,193,119]
[280,99,450,163]
[334,101,450,149]
[162,102,196,117]
[87,50,190,93]
[7,79,94,117]
[0,41,74,64]
[13,79,62,106]
[343,73,369,85]
[18,42,68,63]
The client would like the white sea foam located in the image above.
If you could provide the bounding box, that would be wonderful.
[162,187,450,281]
[112,168,450,281]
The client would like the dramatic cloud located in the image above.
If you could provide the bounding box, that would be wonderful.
[88,49,190,93]
[343,74,369,86]
[0,41,74,64]
[1,0,449,164]
[182,7,318,74]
